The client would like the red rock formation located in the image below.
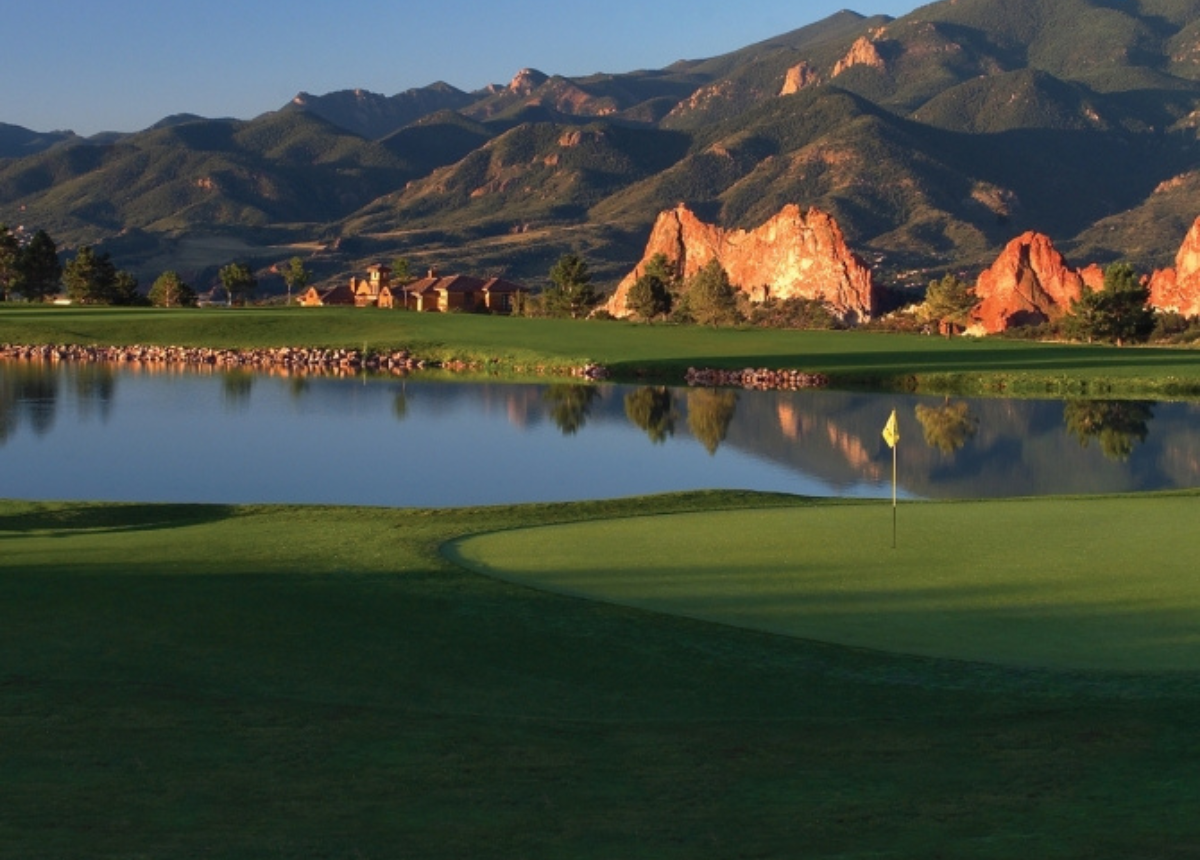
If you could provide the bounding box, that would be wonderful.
[780,62,821,96]
[833,36,887,77]
[607,204,879,323]
[972,232,1093,333]
[1149,216,1200,318]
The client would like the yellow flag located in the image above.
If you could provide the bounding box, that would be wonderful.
[882,409,899,449]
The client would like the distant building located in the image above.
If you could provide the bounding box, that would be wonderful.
[302,265,529,313]
[298,283,355,307]
[352,263,392,307]
[402,269,530,313]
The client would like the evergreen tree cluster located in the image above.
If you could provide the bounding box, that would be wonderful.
[0,226,63,302]
[0,224,283,308]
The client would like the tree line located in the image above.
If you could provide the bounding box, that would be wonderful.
[0,225,315,308]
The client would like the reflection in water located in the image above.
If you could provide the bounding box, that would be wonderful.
[914,400,979,454]
[1,363,61,440]
[625,387,677,444]
[221,371,254,410]
[686,388,738,455]
[72,364,116,422]
[288,375,311,400]
[3,359,1200,506]
[543,384,600,436]
[1063,400,1154,462]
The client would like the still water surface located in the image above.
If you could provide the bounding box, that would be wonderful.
[2,361,1198,506]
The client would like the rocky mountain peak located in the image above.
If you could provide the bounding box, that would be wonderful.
[508,68,549,95]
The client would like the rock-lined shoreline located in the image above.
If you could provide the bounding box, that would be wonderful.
[685,366,829,390]
[0,342,614,380]
[0,343,830,390]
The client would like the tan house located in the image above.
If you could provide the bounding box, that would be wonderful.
[299,283,355,307]
[401,270,530,313]
[352,263,392,307]
[301,265,528,313]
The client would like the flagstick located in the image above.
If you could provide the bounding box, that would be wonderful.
[891,440,897,550]
[881,408,899,550]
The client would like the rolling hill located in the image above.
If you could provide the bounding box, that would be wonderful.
[4,0,1200,294]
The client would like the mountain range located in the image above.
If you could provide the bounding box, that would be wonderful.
[4,0,1200,295]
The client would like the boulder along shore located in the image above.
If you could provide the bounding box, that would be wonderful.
[0,343,830,390]
[0,342,609,380]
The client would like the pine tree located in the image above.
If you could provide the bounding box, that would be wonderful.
[685,260,740,327]
[920,274,976,335]
[0,226,22,301]
[543,253,599,318]
[17,230,61,301]
[1064,263,1154,346]
[63,246,117,304]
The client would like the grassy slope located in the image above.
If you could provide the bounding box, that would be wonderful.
[4,306,1200,394]
[2,493,1200,858]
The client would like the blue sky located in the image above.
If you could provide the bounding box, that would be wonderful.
[4,1,924,136]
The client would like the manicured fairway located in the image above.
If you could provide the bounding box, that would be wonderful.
[448,493,1200,671]
[4,493,1200,858]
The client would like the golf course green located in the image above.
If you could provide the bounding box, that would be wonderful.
[449,493,1200,671]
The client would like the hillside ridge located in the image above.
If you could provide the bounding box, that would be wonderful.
[4,0,1200,296]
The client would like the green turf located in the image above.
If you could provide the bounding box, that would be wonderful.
[447,493,1200,671]
[4,305,1200,394]
[3,492,1200,858]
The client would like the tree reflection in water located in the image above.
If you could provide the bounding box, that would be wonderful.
[1063,399,1155,462]
[624,386,677,444]
[686,388,739,454]
[543,384,600,436]
[71,364,116,421]
[0,363,62,441]
[221,371,254,410]
[914,400,979,454]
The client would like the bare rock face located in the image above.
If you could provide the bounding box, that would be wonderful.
[607,204,879,323]
[833,36,887,77]
[972,232,1091,333]
[780,62,821,96]
[508,68,549,96]
[1149,216,1200,317]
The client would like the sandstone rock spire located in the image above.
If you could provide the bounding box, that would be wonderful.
[606,204,879,323]
[971,232,1102,333]
[1149,215,1200,318]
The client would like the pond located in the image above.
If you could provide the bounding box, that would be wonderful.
[2,360,1199,506]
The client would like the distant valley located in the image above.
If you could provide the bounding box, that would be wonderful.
[5,0,1200,297]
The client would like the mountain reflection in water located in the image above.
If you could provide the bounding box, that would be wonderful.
[2,360,1199,506]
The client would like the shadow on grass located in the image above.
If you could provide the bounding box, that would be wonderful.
[0,502,239,538]
[610,345,1200,373]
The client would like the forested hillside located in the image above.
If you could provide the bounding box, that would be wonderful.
[4,0,1200,292]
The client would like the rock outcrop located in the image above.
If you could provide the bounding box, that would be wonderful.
[780,62,821,96]
[833,36,887,77]
[1149,215,1200,318]
[607,204,879,323]
[972,232,1103,333]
